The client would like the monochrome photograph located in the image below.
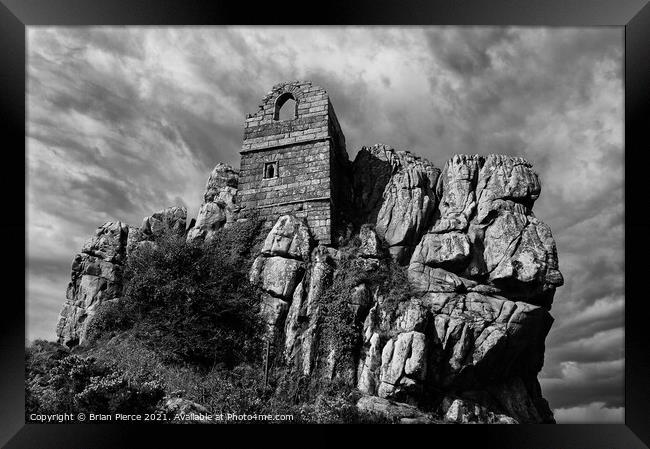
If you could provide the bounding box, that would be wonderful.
[25,26,624,424]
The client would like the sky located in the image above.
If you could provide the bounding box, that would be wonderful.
[26,26,624,423]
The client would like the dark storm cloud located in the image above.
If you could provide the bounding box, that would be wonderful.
[27,27,623,421]
[426,28,512,77]
[542,359,624,409]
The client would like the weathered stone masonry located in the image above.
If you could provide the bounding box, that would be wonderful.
[238,81,351,245]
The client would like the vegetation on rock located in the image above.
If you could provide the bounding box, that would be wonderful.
[27,219,389,423]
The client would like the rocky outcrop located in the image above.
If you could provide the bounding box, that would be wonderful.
[247,151,562,424]
[187,163,239,243]
[127,206,187,255]
[56,141,563,424]
[284,244,338,375]
[57,221,128,347]
[409,154,563,308]
[351,144,440,263]
[249,215,314,343]
[56,207,188,347]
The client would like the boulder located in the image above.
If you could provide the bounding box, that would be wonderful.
[187,163,239,243]
[483,213,563,305]
[475,154,540,223]
[407,263,465,293]
[250,255,305,300]
[81,221,128,264]
[203,162,239,203]
[377,331,427,401]
[430,154,481,233]
[410,231,471,269]
[439,396,518,424]
[57,206,188,348]
[422,292,553,389]
[187,202,227,242]
[408,154,564,308]
[261,215,312,261]
[356,395,437,423]
[128,206,188,255]
[142,206,187,238]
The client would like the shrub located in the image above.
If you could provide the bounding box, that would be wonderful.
[91,219,265,370]
[25,343,165,418]
[85,299,134,342]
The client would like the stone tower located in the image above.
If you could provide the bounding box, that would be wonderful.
[238,81,350,245]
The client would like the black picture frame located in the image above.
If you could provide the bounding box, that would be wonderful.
[3,0,648,447]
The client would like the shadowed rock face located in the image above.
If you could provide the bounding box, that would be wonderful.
[351,144,441,263]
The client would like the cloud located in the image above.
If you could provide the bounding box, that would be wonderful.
[26,27,623,418]
[541,359,624,409]
[554,402,624,424]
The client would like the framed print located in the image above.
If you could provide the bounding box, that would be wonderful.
[2,0,649,447]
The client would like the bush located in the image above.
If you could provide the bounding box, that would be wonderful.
[85,299,134,342]
[91,219,265,370]
[25,342,165,418]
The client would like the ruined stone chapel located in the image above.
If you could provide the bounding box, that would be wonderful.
[237,81,351,245]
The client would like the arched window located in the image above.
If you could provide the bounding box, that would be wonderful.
[274,92,297,121]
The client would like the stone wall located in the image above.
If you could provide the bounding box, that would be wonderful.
[328,102,353,237]
[248,198,332,246]
[239,141,332,243]
[238,81,350,245]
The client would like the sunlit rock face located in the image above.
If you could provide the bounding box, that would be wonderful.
[57,221,129,348]
[410,153,563,309]
[187,163,239,244]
